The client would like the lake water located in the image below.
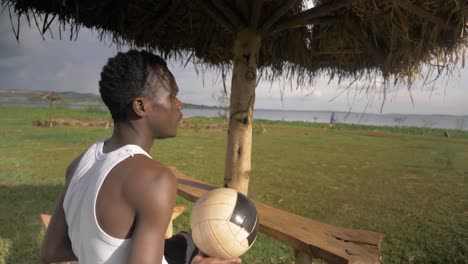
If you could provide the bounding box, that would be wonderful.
[1,101,466,131]
[183,108,468,131]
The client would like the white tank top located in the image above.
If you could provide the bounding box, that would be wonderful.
[63,140,168,264]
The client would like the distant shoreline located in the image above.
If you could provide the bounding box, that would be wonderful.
[1,105,466,132]
[0,89,44,94]
[1,88,466,117]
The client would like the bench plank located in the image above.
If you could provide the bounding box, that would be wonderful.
[40,214,52,229]
[171,168,383,264]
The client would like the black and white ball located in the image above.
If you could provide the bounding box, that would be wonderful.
[190,188,259,258]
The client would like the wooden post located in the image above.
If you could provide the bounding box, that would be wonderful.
[224,29,261,195]
[295,249,315,264]
[48,100,53,127]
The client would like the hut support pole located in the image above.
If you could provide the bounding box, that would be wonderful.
[295,250,314,264]
[224,29,261,195]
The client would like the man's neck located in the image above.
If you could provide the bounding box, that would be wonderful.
[104,121,153,154]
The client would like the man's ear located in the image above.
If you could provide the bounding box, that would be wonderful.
[131,98,148,117]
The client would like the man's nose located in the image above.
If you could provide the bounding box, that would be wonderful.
[177,98,184,110]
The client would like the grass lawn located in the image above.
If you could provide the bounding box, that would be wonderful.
[0,107,467,263]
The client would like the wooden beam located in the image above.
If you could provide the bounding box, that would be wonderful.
[395,0,451,29]
[271,0,353,33]
[198,0,237,32]
[40,214,51,229]
[269,16,341,35]
[309,16,342,25]
[250,0,263,29]
[211,0,245,29]
[261,0,299,32]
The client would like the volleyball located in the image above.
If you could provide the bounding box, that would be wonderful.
[189,188,259,258]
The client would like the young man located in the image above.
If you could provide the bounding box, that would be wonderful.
[40,50,241,264]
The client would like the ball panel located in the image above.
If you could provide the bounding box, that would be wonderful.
[234,227,251,243]
[191,223,208,256]
[240,238,249,248]
[209,220,249,257]
[229,192,257,233]
[191,188,238,228]
[227,221,242,237]
[196,221,232,258]
[190,204,236,228]
[196,189,237,208]
[246,216,259,246]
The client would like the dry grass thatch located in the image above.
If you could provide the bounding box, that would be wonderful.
[2,0,467,89]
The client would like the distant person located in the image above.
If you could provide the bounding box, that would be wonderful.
[40,50,241,264]
[330,112,336,128]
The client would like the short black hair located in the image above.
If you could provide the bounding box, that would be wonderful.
[99,50,168,121]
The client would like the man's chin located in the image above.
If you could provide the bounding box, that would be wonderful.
[156,131,177,139]
[154,132,177,140]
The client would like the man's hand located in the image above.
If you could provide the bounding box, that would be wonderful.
[191,252,241,264]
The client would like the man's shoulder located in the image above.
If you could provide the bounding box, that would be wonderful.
[64,141,101,183]
[121,156,177,191]
[120,156,177,208]
[124,154,173,177]
[65,152,86,184]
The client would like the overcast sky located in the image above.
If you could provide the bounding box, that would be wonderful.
[1,11,467,115]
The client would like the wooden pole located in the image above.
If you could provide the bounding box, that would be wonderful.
[224,29,261,195]
[295,250,315,264]
[48,99,53,127]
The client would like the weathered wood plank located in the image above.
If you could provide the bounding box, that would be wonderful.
[165,205,188,238]
[40,214,51,229]
[171,168,383,264]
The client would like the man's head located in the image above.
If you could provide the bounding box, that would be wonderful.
[99,50,183,138]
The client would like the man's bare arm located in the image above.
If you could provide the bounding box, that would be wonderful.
[40,155,82,263]
[124,162,242,264]
[125,164,177,264]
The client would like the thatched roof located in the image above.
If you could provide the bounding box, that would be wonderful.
[2,0,467,86]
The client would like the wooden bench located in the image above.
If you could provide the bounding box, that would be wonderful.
[171,168,383,264]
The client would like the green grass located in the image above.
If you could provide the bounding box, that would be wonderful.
[254,119,468,139]
[1,107,467,263]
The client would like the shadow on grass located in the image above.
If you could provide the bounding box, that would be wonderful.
[0,184,62,263]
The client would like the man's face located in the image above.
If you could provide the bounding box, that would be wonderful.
[146,67,184,139]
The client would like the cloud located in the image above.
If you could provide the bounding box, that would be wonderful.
[0,11,122,93]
